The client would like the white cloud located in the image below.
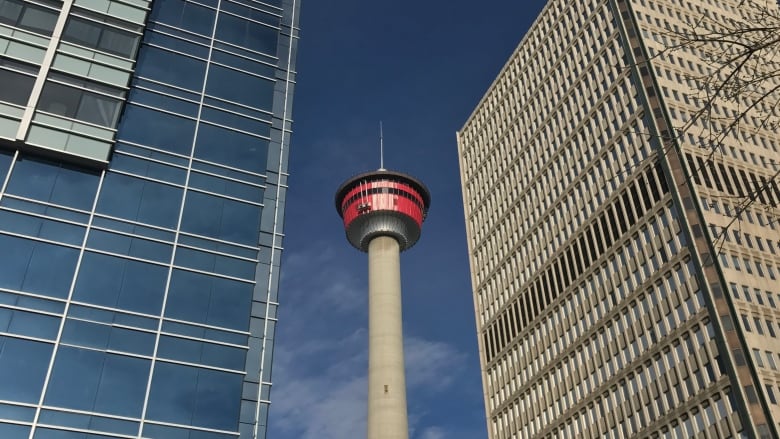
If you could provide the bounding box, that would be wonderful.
[417,426,447,439]
[271,241,473,439]
[270,327,466,439]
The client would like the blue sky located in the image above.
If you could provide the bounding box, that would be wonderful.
[268,1,547,438]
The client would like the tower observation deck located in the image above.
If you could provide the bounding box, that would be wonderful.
[335,169,430,439]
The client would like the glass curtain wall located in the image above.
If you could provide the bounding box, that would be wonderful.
[0,0,299,438]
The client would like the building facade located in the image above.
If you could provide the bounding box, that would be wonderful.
[457,0,779,438]
[0,0,299,437]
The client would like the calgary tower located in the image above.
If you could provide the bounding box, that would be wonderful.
[335,167,430,439]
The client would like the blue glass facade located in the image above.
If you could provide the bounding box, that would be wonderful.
[0,0,299,437]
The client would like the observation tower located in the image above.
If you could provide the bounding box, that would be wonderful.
[335,169,430,439]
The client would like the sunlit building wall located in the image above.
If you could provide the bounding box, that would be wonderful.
[457,0,779,437]
[0,0,299,437]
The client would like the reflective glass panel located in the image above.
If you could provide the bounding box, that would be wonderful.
[166,269,253,330]
[0,336,53,403]
[147,361,242,431]
[45,346,150,417]
[73,251,168,315]
[96,173,183,229]
[6,156,100,210]
[116,104,196,155]
[180,190,261,244]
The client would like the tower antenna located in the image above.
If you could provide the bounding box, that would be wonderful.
[379,121,385,170]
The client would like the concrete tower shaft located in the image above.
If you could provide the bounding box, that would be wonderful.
[335,169,430,439]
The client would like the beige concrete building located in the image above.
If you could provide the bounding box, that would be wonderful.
[457,0,780,438]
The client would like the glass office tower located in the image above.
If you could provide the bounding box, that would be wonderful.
[458,0,779,438]
[0,0,299,437]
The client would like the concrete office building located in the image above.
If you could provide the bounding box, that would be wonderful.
[0,0,299,437]
[457,0,780,437]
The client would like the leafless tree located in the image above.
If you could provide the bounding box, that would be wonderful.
[651,0,780,252]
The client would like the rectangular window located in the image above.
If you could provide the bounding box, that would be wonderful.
[0,0,58,35]
[37,74,124,127]
[0,59,37,106]
[63,14,141,57]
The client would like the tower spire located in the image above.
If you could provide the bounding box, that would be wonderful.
[379,121,385,171]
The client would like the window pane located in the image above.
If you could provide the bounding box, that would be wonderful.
[215,13,277,54]
[147,362,242,431]
[37,82,81,118]
[0,0,24,25]
[45,347,150,417]
[6,156,100,210]
[0,308,60,340]
[0,336,53,403]
[116,104,196,155]
[0,150,13,185]
[135,46,206,91]
[166,269,253,330]
[149,0,215,35]
[73,251,168,315]
[77,92,121,126]
[205,65,274,110]
[0,235,79,299]
[194,123,269,173]
[63,17,140,57]
[180,190,261,244]
[16,3,57,35]
[62,17,101,47]
[38,82,122,127]
[96,173,183,229]
[0,67,35,106]
[99,26,139,57]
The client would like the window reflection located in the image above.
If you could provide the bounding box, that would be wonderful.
[205,64,274,111]
[0,0,59,35]
[62,14,141,57]
[0,234,79,299]
[180,190,261,244]
[194,122,269,173]
[45,346,149,417]
[0,60,37,106]
[166,269,253,330]
[0,337,52,403]
[147,361,242,431]
[96,173,183,229]
[6,156,100,210]
[73,251,168,315]
[215,13,278,55]
[116,104,196,155]
[135,45,207,91]
[149,0,215,36]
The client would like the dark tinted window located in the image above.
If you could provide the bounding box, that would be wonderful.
[63,16,140,57]
[0,0,58,35]
[0,66,35,105]
[38,81,123,127]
